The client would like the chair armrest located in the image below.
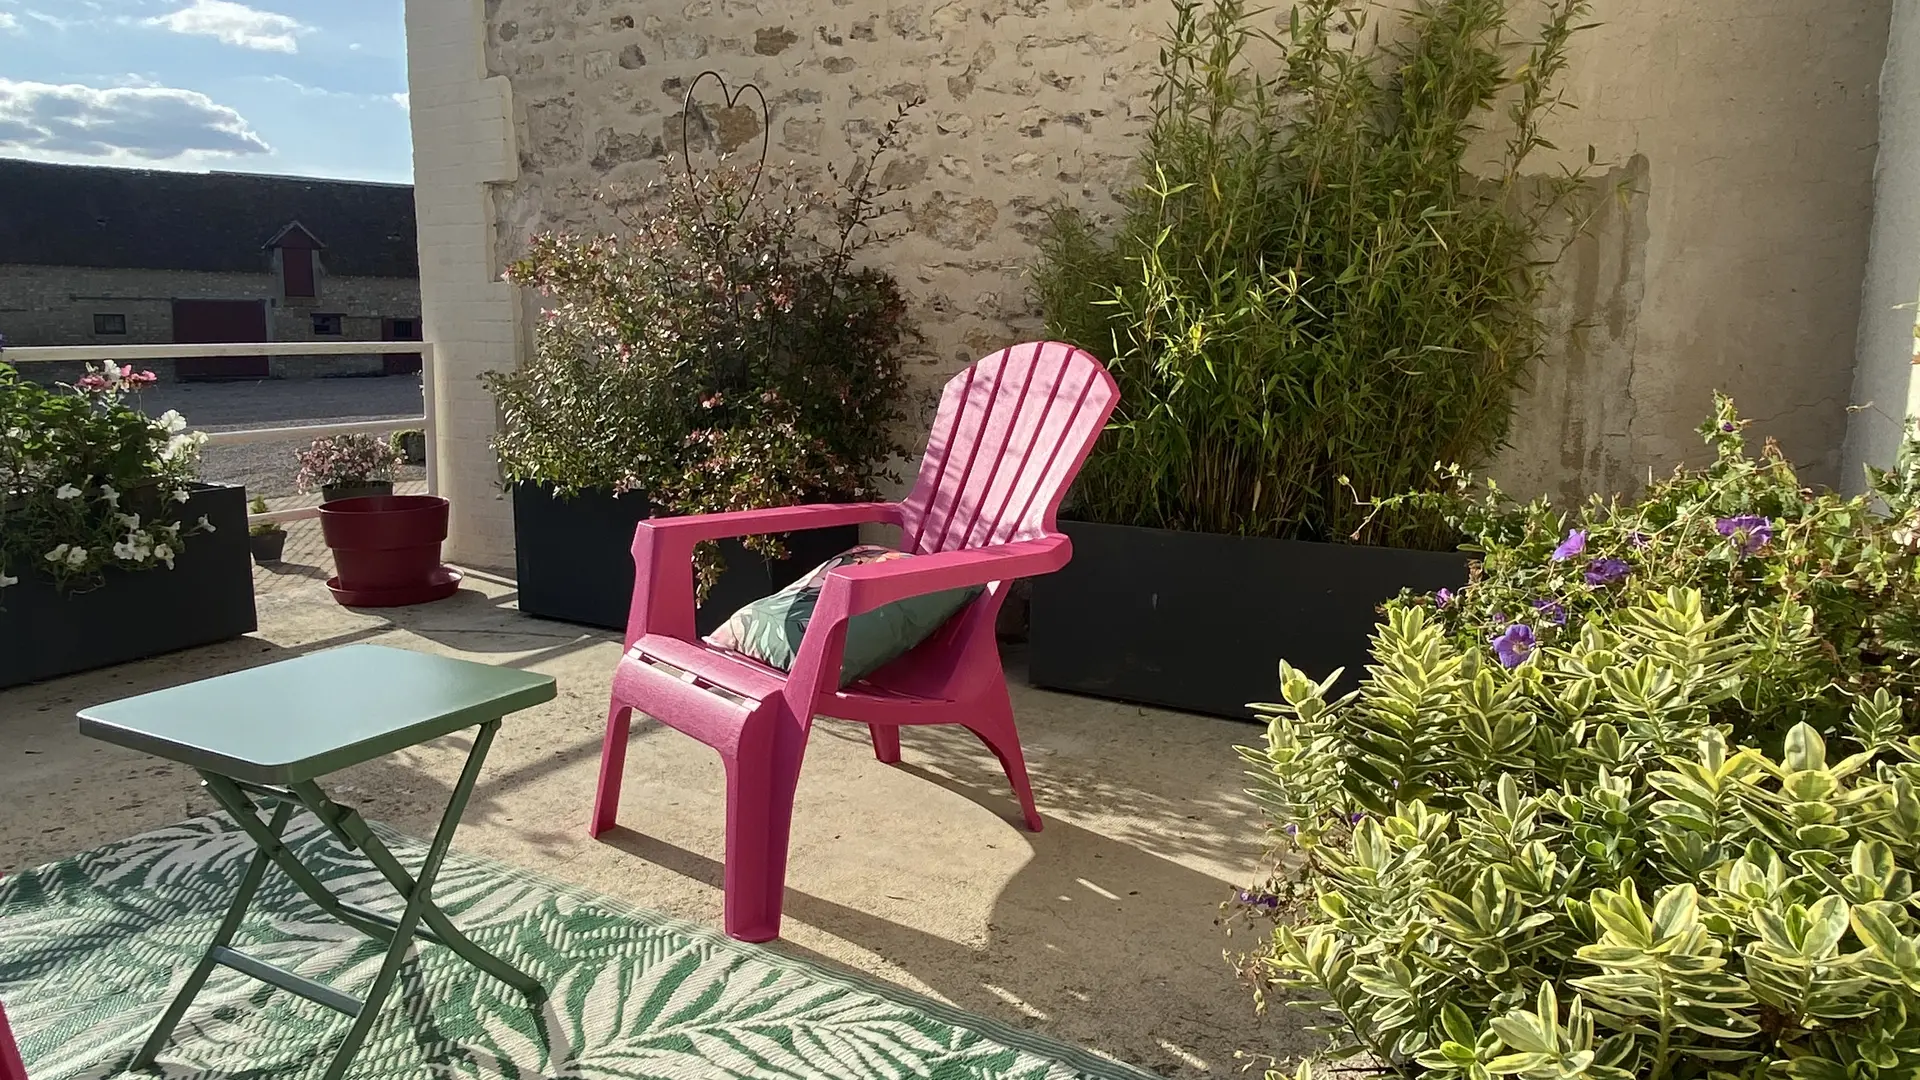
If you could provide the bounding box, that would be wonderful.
[828,535,1070,618]
[778,535,1071,698]
[634,501,902,547]
[625,501,901,644]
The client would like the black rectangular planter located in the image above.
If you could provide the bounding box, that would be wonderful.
[1028,520,1470,720]
[511,483,861,636]
[0,483,257,689]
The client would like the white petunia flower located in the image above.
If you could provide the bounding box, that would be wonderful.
[0,572,16,589]
[65,546,88,569]
[45,544,70,563]
[55,483,83,500]
[172,488,191,503]
[156,409,188,435]
[117,513,141,531]
[197,515,214,533]
[99,485,119,507]
[153,544,174,568]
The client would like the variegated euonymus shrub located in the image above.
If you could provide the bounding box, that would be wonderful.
[1237,404,1920,1080]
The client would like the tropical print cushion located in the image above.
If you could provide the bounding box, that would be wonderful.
[706,545,982,686]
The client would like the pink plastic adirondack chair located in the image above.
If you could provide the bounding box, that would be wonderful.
[0,1000,26,1080]
[590,341,1119,942]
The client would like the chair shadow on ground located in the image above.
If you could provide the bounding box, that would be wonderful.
[590,713,1291,1076]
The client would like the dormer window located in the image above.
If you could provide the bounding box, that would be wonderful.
[266,222,324,300]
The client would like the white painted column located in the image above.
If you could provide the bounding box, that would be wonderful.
[404,0,520,567]
[1846,0,1920,491]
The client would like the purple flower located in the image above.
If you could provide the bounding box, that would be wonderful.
[1584,558,1631,586]
[1490,623,1536,669]
[1715,514,1774,555]
[1348,811,1366,824]
[1721,421,1736,433]
[1552,529,1587,562]
[1237,889,1280,911]
[1434,588,1455,608]
[1627,531,1650,550]
[1282,824,1298,836]
[1532,599,1568,626]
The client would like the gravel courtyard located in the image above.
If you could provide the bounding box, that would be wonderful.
[140,374,428,500]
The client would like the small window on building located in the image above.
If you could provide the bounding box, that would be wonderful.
[390,318,417,339]
[93,313,127,335]
[312,313,344,335]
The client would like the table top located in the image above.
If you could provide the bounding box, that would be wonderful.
[77,644,557,784]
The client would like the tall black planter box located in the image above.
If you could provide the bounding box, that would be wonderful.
[511,483,860,636]
[1028,521,1470,720]
[1,483,256,689]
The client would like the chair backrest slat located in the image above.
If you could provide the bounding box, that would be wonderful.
[899,342,1117,554]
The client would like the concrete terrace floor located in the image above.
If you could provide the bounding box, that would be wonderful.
[0,526,1295,1078]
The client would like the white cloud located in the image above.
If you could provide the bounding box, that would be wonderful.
[390,92,409,111]
[145,0,305,53]
[0,79,271,161]
[0,13,17,31]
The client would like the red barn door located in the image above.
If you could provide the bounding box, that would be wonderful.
[173,300,269,380]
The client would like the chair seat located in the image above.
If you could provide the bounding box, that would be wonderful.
[627,633,961,725]
[625,634,786,702]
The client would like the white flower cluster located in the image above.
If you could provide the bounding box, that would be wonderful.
[107,512,181,569]
[44,544,89,570]
[154,410,207,465]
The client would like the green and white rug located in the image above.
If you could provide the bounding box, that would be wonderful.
[0,816,1157,1080]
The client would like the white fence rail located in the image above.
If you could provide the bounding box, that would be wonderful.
[5,341,437,526]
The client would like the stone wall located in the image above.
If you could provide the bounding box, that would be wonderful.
[406,0,1896,566]
[478,0,1892,493]
[0,264,421,381]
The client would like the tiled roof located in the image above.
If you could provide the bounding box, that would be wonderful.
[0,158,418,278]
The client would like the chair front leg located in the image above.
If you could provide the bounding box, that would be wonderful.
[590,699,636,837]
[718,702,810,943]
[869,724,901,764]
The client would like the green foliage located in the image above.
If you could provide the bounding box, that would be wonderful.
[0,361,207,592]
[1034,0,1595,547]
[485,104,920,594]
[248,496,282,537]
[1387,395,1920,739]
[1234,406,1920,1079]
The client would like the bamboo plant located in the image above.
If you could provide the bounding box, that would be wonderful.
[1035,0,1596,548]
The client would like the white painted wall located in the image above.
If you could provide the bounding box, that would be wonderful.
[1848,0,1920,491]
[404,0,520,568]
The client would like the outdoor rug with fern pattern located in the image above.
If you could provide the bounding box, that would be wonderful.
[0,816,1155,1080]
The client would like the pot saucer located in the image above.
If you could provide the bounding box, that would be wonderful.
[327,566,463,608]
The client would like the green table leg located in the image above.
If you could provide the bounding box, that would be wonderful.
[132,799,296,1070]
[136,720,542,1080]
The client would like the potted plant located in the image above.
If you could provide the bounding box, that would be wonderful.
[1026,0,1596,718]
[318,492,459,607]
[0,360,255,688]
[247,497,286,564]
[296,433,401,503]
[390,428,426,466]
[486,101,916,634]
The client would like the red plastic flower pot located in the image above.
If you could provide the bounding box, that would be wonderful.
[317,494,461,606]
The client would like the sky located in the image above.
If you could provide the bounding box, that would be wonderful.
[0,0,412,184]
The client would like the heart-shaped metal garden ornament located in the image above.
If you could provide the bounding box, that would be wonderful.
[680,70,771,239]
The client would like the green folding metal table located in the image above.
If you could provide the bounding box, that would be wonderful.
[77,644,557,1080]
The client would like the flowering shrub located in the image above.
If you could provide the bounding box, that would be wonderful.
[295,433,402,492]
[1232,400,1920,1080]
[0,361,209,592]
[485,103,918,595]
